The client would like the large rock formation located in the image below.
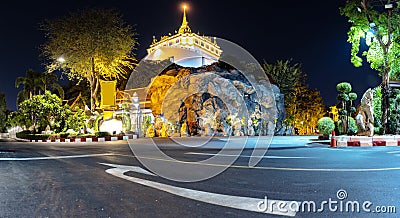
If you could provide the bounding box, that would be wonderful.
[145,63,285,136]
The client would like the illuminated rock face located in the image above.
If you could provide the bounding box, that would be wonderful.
[146,64,285,136]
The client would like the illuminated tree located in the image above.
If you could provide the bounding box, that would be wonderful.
[263,60,325,134]
[17,91,86,133]
[263,60,306,126]
[41,8,137,111]
[340,0,400,133]
[294,88,326,135]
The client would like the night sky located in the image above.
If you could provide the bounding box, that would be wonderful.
[0,0,381,111]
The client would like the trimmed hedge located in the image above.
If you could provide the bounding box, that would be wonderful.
[16,130,50,140]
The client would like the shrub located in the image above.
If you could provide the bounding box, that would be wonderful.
[337,93,349,102]
[94,114,104,132]
[336,82,352,93]
[60,133,70,138]
[337,117,358,135]
[16,130,50,140]
[16,130,32,139]
[95,131,111,137]
[348,92,358,101]
[317,117,335,137]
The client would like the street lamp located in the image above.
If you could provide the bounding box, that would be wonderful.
[57,56,66,63]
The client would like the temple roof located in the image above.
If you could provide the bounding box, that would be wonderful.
[146,6,222,66]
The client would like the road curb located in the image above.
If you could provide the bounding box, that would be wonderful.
[31,135,137,143]
[333,136,400,147]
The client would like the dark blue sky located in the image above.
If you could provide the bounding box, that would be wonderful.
[0,0,381,110]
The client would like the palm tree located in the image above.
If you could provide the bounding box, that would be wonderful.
[15,69,43,105]
[39,72,64,100]
[15,69,64,106]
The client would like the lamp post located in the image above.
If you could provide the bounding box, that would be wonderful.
[57,56,66,63]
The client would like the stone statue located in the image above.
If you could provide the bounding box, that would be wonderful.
[161,123,168,137]
[356,88,374,136]
[146,124,155,137]
[180,123,188,137]
[247,119,255,136]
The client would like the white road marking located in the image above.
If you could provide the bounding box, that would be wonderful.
[186,152,314,159]
[0,153,115,161]
[2,152,399,172]
[117,154,400,172]
[100,163,297,217]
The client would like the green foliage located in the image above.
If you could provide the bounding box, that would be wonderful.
[41,8,137,111]
[17,91,85,133]
[336,82,352,93]
[317,117,335,136]
[93,114,104,132]
[263,59,326,134]
[0,93,8,132]
[60,133,70,138]
[65,107,87,132]
[372,86,400,134]
[389,89,400,134]
[337,93,349,102]
[339,110,348,116]
[16,130,50,140]
[142,115,152,135]
[336,82,357,134]
[17,91,63,132]
[348,92,358,101]
[95,131,111,137]
[341,0,400,132]
[7,111,24,128]
[372,86,382,127]
[338,117,358,135]
[16,130,31,139]
[15,69,63,106]
[263,59,306,97]
[340,0,400,77]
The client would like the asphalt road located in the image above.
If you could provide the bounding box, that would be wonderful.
[0,136,399,217]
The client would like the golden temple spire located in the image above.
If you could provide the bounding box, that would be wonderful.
[178,4,192,34]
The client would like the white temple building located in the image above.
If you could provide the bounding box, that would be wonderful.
[144,6,222,67]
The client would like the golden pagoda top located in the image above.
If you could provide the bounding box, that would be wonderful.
[178,5,191,34]
[147,4,222,62]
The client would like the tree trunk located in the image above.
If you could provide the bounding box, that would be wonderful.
[89,57,98,112]
[381,68,390,134]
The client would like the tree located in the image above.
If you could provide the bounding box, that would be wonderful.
[15,69,63,106]
[340,0,400,133]
[18,91,67,133]
[38,72,64,100]
[263,60,325,134]
[41,8,137,111]
[294,88,326,135]
[263,60,306,127]
[15,69,43,105]
[0,93,8,132]
[336,82,357,134]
